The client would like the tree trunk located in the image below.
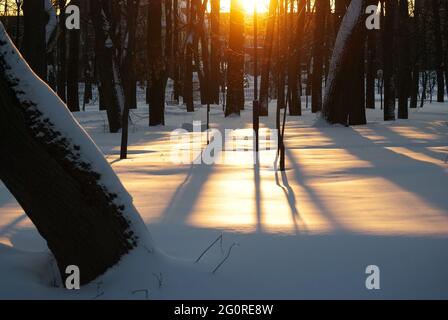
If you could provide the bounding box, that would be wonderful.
[210,0,221,104]
[67,0,80,112]
[22,0,46,81]
[288,0,305,116]
[311,0,328,113]
[397,0,410,119]
[121,0,140,159]
[323,0,371,125]
[383,0,397,121]
[225,0,244,116]
[183,0,195,112]
[259,0,278,117]
[57,0,67,101]
[431,0,445,102]
[366,30,376,109]
[91,0,123,133]
[277,0,286,111]
[148,0,166,126]
[0,23,150,285]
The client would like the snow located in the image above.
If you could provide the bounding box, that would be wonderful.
[1,86,447,298]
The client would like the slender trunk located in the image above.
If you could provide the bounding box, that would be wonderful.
[259,0,278,117]
[225,0,244,116]
[383,0,396,121]
[397,0,409,119]
[57,0,67,101]
[67,0,80,112]
[183,0,195,112]
[288,0,305,116]
[210,0,221,104]
[121,0,140,159]
[311,0,328,113]
[148,0,165,126]
[431,0,445,102]
[366,31,376,109]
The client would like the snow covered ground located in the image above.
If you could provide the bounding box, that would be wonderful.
[0,94,447,299]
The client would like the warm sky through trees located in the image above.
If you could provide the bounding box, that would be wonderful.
[0,0,447,303]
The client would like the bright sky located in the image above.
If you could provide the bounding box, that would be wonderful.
[220,0,270,14]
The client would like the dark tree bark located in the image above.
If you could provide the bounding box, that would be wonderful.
[57,0,67,101]
[383,0,397,121]
[183,0,195,112]
[121,0,140,159]
[67,0,80,112]
[0,23,143,285]
[277,0,286,111]
[311,0,328,113]
[431,0,445,102]
[122,0,138,111]
[225,0,244,116]
[172,0,181,103]
[410,0,422,109]
[397,0,410,119]
[210,0,221,104]
[147,0,166,126]
[366,30,376,109]
[259,0,278,117]
[288,0,306,116]
[91,0,123,133]
[22,0,46,80]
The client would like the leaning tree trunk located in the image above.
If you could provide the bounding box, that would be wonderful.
[0,22,153,285]
[322,0,373,125]
[225,0,245,117]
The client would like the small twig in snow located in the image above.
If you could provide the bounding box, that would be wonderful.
[152,272,163,289]
[212,243,239,274]
[195,234,224,263]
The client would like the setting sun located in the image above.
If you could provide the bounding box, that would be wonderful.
[221,0,270,14]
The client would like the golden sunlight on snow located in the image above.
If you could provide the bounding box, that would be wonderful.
[1,110,447,247]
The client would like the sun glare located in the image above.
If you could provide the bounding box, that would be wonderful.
[221,0,270,14]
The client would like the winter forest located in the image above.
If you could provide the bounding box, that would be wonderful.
[0,0,447,300]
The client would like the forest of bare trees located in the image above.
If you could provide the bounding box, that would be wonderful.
[0,0,447,130]
[1,0,448,285]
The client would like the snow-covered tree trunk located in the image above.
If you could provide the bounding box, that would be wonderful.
[0,23,152,285]
[322,0,372,125]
